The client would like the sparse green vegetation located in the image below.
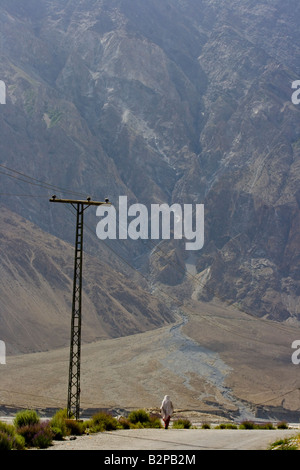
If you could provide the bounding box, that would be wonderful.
[86,411,119,433]
[238,420,256,429]
[277,421,288,429]
[12,433,26,450]
[0,409,54,450]
[239,420,275,430]
[0,421,15,437]
[0,420,26,450]
[24,89,35,115]
[172,418,192,429]
[128,409,150,426]
[215,422,238,429]
[49,408,68,439]
[201,422,211,429]
[47,107,63,127]
[17,422,53,449]
[65,418,86,435]
[0,431,13,451]
[1,408,297,451]
[14,409,40,428]
[147,415,163,428]
[49,408,161,439]
[126,409,162,429]
[269,437,300,451]
[50,408,86,436]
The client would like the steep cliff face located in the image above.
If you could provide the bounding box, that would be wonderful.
[0,0,300,351]
[192,6,300,321]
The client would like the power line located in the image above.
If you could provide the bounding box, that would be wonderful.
[0,163,89,198]
[0,193,50,198]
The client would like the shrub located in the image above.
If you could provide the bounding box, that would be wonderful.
[215,423,238,429]
[126,410,162,428]
[239,420,256,430]
[50,409,68,439]
[128,409,150,426]
[258,422,275,430]
[118,417,131,429]
[0,421,15,437]
[277,421,288,430]
[31,423,54,449]
[147,415,162,428]
[18,421,53,448]
[0,431,13,451]
[14,409,40,428]
[215,423,226,429]
[225,423,238,429]
[88,412,118,433]
[65,419,85,435]
[201,423,211,429]
[239,420,275,430]
[51,426,65,441]
[172,418,192,429]
[269,437,299,450]
[12,433,26,450]
[0,420,26,450]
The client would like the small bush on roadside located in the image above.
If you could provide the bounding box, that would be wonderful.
[50,409,86,438]
[128,409,150,426]
[277,421,288,430]
[0,431,13,451]
[239,420,275,430]
[50,409,68,439]
[0,421,15,437]
[201,423,211,429]
[88,412,118,433]
[215,423,238,429]
[215,423,226,429]
[126,409,162,428]
[258,422,275,430]
[269,437,299,451]
[31,422,54,449]
[14,409,40,428]
[0,420,26,450]
[147,415,162,428]
[225,423,238,429]
[172,418,192,429]
[239,420,256,430]
[18,421,53,448]
[65,419,85,435]
[51,426,64,441]
[12,433,26,450]
[117,417,131,429]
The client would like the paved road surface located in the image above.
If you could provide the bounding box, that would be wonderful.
[44,428,300,451]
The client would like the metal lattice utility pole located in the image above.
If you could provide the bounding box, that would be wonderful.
[50,196,110,419]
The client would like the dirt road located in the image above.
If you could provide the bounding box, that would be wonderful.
[42,428,300,451]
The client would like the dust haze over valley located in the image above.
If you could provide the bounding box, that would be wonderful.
[1,0,300,422]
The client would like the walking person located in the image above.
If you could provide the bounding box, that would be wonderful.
[160,395,174,429]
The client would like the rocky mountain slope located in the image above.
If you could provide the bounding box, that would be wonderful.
[0,0,300,357]
[0,207,173,354]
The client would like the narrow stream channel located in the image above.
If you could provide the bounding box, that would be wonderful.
[161,312,256,421]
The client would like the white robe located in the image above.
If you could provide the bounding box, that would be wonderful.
[160,395,174,419]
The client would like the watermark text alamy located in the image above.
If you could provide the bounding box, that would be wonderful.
[291,80,300,105]
[96,196,204,251]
